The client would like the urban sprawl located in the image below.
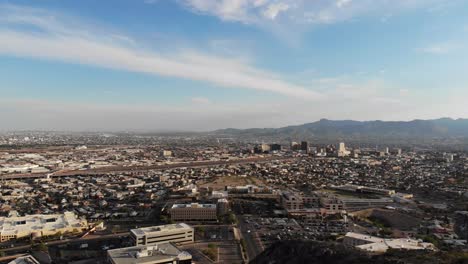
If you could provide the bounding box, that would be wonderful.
[0,132,467,263]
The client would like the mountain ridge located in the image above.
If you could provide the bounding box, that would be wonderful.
[212,118,468,139]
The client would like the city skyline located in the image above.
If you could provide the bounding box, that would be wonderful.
[1,0,468,131]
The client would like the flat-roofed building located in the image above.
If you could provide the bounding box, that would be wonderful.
[340,198,393,211]
[130,223,194,246]
[107,243,192,264]
[280,191,320,211]
[170,203,217,222]
[344,232,435,253]
[0,212,87,242]
[320,196,345,212]
[332,185,396,196]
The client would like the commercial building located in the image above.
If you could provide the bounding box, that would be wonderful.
[0,212,88,242]
[270,144,281,151]
[162,150,173,157]
[337,142,351,157]
[107,243,192,264]
[332,185,396,196]
[340,198,394,211]
[320,196,345,212]
[130,223,194,246]
[217,198,229,216]
[280,191,320,211]
[211,191,228,199]
[301,141,308,153]
[344,232,435,253]
[225,185,263,194]
[290,142,300,151]
[170,203,217,222]
[261,144,271,153]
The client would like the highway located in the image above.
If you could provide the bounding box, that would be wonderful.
[236,215,263,261]
[1,156,293,180]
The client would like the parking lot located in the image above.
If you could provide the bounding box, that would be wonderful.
[179,241,243,264]
[195,225,235,241]
[231,198,277,216]
[239,215,348,250]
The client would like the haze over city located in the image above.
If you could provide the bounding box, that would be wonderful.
[1,0,468,131]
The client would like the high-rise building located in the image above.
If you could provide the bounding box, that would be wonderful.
[252,145,262,154]
[338,142,346,152]
[217,198,229,216]
[261,143,271,153]
[337,142,350,157]
[269,143,281,151]
[301,141,308,153]
[290,142,300,151]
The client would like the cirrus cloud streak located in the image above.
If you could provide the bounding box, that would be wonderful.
[0,4,322,100]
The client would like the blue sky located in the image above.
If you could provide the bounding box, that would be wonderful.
[1,0,468,131]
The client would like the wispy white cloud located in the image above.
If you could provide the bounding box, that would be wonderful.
[191,97,211,104]
[179,0,451,27]
[0,4,321,100]
[336,0,352,8]
[419,43,456,54]
[262,2,290,20]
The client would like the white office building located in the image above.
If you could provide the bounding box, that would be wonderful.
[130,223,194,246]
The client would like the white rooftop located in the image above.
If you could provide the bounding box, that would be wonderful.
[130,223,192,236]
[346,232,436,253]
[0,212,85,236]
[171,203,216,209]
[107,243,191,264]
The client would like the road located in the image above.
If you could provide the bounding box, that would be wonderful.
[1,156,293,180]
[236,215,263,261]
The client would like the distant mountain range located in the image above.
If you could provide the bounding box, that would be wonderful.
[212,118,468,143]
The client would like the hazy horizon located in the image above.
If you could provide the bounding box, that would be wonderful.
[0,117,467,133]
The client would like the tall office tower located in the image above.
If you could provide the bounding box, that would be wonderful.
[301,141,308,153]
[337,142,350,157]
[270,143,282,151]
[338,142,346,152]
[261,143,271,153]
[290,142,300,151]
